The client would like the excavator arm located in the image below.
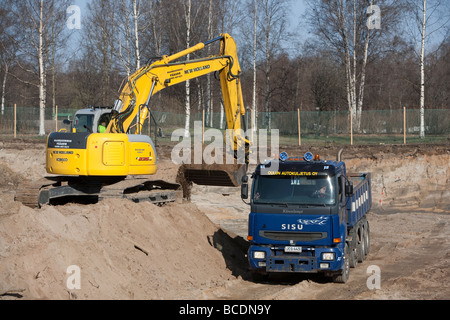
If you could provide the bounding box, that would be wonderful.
[107,34,249,161]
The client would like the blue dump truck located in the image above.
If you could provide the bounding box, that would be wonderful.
[241,150,372,283]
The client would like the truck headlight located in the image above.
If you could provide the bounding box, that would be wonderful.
[322,252,335,261]
[253,251,266,259]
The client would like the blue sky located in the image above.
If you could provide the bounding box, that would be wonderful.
[66,0,309,58]
[70,0,308,30]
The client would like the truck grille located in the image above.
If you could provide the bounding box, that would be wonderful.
[259,231,327,241]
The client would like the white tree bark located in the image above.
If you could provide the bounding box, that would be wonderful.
[419,0,426,139]
[356,0,373,132]
[206,0,213,127]
[38,0,46,136]
[133,0,141,70]
[220,101,224,130]
[339,0,371,133]
[252,0,258,133]
[263,0,271,130]
[183,0,192,138]
[1,62,8,115]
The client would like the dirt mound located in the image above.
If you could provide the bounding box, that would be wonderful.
[1,139,449,300]
[0,162,25,190]
[0,197,246,299]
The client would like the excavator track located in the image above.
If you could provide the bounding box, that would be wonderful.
[14,176,182,208]
[14,178,59,208]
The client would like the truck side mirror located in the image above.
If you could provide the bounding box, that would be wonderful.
[241,175,248,200]
[345,181,353,196]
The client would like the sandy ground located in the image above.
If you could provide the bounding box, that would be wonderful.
[0,138,449,300]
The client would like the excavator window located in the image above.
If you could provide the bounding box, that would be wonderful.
[74,114,94,133]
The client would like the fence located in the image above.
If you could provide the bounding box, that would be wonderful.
[0,106,448,145]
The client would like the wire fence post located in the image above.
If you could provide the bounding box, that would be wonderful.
[202,107,205,144]
[250,108,254,143]
[55,105,58,132]
[297,108,301,146]
[14,103,16,138]
[403,106,406,145]
[350,108,353,145]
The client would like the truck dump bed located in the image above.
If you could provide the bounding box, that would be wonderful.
[347,173,372,227]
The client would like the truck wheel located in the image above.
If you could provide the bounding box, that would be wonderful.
[333,244,350,283]
[357,225,366,263]
[349,229,358,268]
[364,221,370,256]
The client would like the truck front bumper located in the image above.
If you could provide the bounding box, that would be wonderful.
[248,245,343,273]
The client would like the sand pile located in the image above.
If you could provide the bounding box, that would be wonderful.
[0,196,243,299]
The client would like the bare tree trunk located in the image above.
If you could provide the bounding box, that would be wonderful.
[338,0,356,132]
[252,0,258,133]
[356,0,373,132]
[119,0,132,78]
[38,0,46,136]
[133,0,141,70]
[1,63,8,115]
[263,0,271,130]
[183,0,192,138]
[419,0,426,139]
[220,101,224,130]
[206,0,213,127]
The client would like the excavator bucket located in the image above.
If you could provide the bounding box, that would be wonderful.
[181,163,247,187]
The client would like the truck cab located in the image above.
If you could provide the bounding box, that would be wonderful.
[243,151,371,283]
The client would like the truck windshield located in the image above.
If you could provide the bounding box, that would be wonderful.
[252,174,335,206]
[74,114,94,133]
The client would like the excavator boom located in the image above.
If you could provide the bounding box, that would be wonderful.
[107,33,249,187]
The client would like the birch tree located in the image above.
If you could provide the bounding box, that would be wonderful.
[183,0,192,138]
[251,0,258,132]
[404,0,450,138]
[0,5,15,115]
[258,0,290,129]
[84,0,119,106]
[117,0,150,77]
[170,0,206,138]
[306,0,401,132]
[9,0,70,136]
[206,0,214,127]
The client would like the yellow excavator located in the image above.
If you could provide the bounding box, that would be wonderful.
[15,33,250,208]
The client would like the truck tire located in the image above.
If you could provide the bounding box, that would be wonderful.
[364,221,370,256]
[349,228,358,268]
[357,223,366,263]
[333,244,350,283]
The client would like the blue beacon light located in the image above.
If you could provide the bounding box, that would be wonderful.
[304,152,313,161]
[279,152,288,161]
